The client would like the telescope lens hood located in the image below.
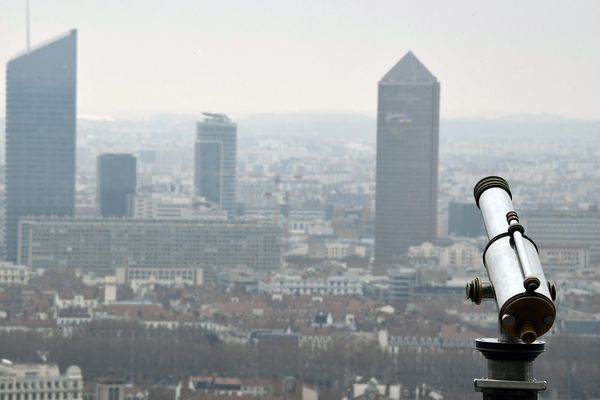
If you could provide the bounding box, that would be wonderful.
[474,176,512,208]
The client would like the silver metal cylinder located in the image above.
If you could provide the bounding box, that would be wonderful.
[474,177,556,342]
[478,186,515,239]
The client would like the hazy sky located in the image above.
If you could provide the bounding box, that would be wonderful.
[1,0,599,119]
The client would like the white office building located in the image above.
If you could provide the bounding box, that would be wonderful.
[0,363,83,400]
[115,266,204,290]
[259,273,363,296]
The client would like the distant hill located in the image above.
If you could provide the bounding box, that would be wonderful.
[442,115,600,144]
[237,112,375,141]
[4,113,600,145]
[239,113,600,144]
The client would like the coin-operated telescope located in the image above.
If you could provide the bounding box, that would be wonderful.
[466,176,557,400]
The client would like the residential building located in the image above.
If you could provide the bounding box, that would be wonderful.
[5,30,77,261]
[538,245,590,275]
[325,241,355,260]
[195,113,237,217]
[18,218,280,277]
[130,195,227,220]
[216,268,264,292]
[122,386,148,400]
[374,52,440,271]
[97,154,136,217]
[84,380,147,400]
[388,268,416,301]
[343,377,402,400]
[104,276,117,303]
[94,372,125,400]
[408,241,481,271]
[56,308,91,335]
[0,262,34,286]
[54,293,99,310]
[180,376,317,400]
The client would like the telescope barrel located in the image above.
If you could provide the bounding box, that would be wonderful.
[474,177,514,239]
[473,176,556,343]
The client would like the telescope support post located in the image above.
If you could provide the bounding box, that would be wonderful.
[474,339,546,400]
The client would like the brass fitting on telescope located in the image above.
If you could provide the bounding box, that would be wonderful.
[524,276,541,292]
[519,322,537,344]
[505,211,519,224]
[466,277,495,305]
[500,294,555,342]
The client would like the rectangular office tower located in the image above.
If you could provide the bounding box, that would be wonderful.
[18,218,281,277]
[195,113,237,217]
[524,210,600,265]
[5,30,77,261]
[448,201,485,237]
[97,153,137,217]
[374,52,440,271]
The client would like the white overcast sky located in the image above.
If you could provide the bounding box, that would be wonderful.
[1,0,599,119]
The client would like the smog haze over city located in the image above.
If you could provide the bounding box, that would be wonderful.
[1,1,600,400]
[1,0,599,118]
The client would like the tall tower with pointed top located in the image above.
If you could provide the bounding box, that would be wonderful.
[5,30,77,261]
[374,52,440,271]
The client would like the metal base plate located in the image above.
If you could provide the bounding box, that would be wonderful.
[475,378,546,400]
[475,378,546,391]
[476,338,545,361]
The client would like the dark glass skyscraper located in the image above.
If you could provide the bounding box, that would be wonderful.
[194,113,237,217]
[97,154,137,218]
[5,30,77,261]
[448,201,485,237]
[374,52,440,271]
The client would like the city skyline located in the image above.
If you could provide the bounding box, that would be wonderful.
[1,1,599,119]
[0,2,599,399]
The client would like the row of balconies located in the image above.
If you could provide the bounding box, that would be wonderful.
[0,392,80,400]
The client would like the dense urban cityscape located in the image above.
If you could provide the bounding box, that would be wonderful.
[1,2,600,400]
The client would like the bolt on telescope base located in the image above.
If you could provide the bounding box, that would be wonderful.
[474,338,546,400]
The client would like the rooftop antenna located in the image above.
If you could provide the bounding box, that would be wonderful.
[26,0,31,52]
